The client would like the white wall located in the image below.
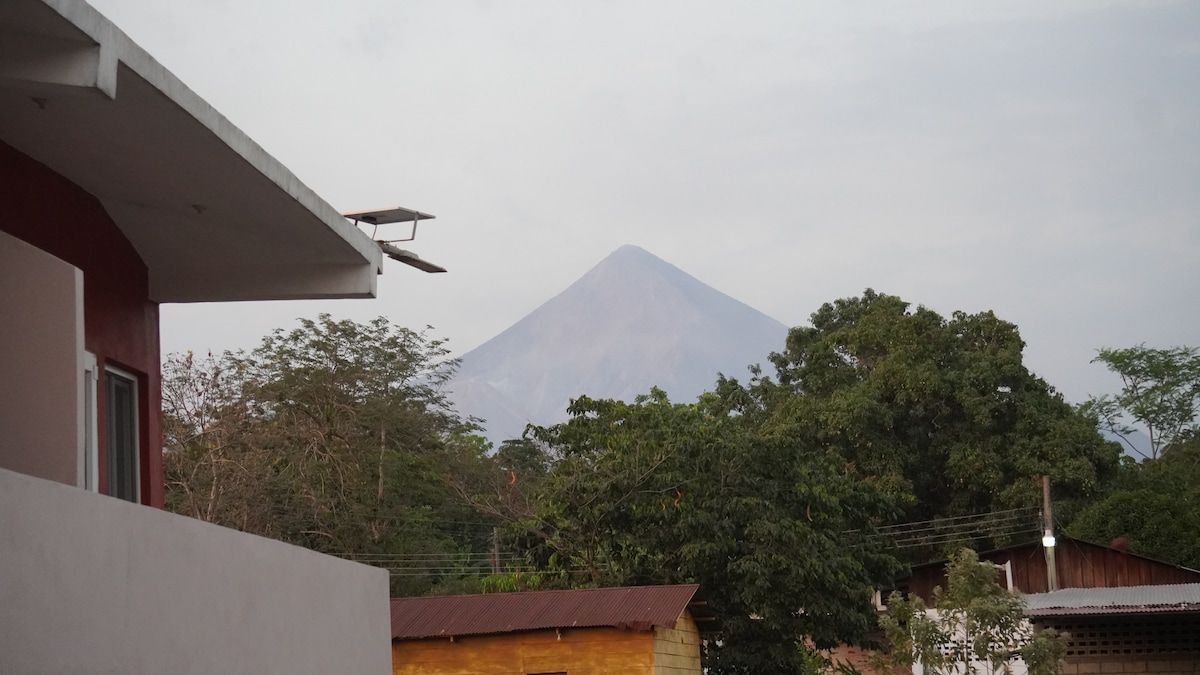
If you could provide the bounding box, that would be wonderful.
[0,467,392,674]
[0,229,84,487]
[910,608,1030,675]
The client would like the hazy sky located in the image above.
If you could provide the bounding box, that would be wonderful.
[90,0,1199,404]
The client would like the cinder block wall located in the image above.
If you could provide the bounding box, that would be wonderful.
[1062,657,1200,675]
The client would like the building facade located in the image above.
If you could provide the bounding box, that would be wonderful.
[0,1,398,672]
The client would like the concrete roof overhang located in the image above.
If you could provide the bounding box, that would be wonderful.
[0,0,383,303]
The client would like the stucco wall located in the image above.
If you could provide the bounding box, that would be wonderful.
[0,140,162,505]
[0,230,85,486]
[0,467,392,674]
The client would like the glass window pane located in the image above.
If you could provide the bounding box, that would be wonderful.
[105,371,138,503]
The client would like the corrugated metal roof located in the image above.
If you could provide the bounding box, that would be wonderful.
[391,584,700,640]
[1024,582,1200,616]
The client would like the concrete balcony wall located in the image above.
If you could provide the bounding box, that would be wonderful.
[0,467,391,674]
[0,229,85,488]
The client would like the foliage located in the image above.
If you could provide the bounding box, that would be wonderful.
[879,549,1066,675]
[1066,439,1200,567]
[718,290,1120,552]
[162,349,261,526]
[453,289,1126,670]
[1083,345,1200,460]
[481,389,904,674]
[478,571,546,593]
[162,315,496,595]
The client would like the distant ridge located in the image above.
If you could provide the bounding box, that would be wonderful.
[449,245,789,444]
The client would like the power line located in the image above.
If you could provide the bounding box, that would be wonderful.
[868,507,1041,549]
[337,507,1043,577]
[874,507,1038,535]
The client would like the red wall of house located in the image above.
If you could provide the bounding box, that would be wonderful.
[0,141,162,508]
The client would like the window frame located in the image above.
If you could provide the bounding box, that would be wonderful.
[104,364,140,503]
[82,351,99,492]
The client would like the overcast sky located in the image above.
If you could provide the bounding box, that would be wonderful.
[91,0,1199,404]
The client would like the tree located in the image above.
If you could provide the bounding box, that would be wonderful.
[1066,438,1200,568]
[879,548,1066,675]
[485,389,904,674]
[1083,345,1200,460]
[162,349,268,529]
[162,315,497,595]
[721,290,1119,550]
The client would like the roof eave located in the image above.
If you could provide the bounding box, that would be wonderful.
[0,0,382,303]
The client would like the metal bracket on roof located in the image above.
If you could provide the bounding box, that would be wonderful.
[367,214,418,243]
[344,206,446,273]
[344,206,434,242]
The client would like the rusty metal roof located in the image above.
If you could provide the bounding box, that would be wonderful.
[1024,582,1200,616]
[391,584,701,640]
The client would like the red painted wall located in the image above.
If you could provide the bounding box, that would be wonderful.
[0,141,162,507]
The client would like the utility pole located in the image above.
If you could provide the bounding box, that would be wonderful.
[1042,475,1058,591]
[491,527,499,575]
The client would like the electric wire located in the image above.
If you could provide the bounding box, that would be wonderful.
[329,506,1043,577]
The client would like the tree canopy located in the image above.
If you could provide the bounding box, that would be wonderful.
[162,315,496,595]
[474,390,904,674]
[453,291,1132,671]
[158,302,1185,671]
[717,290,1119,549]
[1065,344,1200,566]
[1066,437,1200,568]
[1083,344,1200,460]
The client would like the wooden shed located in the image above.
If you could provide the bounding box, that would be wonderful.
[390,584,716,675]
[1026,582,1200,674]
[903,536,1200,600]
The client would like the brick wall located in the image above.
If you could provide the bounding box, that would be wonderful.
[823,644,910,675]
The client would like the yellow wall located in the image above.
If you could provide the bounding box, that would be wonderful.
[393,610,702,675]
[652,610,702,675]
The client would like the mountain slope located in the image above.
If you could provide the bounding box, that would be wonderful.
[449,245,789,443]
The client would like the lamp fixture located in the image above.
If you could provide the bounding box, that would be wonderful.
[343,206,446,273]
[378,242,446,273]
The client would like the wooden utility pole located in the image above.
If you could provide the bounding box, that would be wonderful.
[1042,475,1058,591]
[491,527,500,575]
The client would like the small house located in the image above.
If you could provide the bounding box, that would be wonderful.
[390,584,717,675]
[828,537,1200,675]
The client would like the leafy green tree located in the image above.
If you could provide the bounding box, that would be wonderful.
[879,548,1066,675]
[163,315,497,595]
[1066,438,1200,567]
[722,290,1119,548]
[1083,345,1200,460]
[495,437,555,483]
[494,389,904,674]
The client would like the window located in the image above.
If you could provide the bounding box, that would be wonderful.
[105,366,139,503]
